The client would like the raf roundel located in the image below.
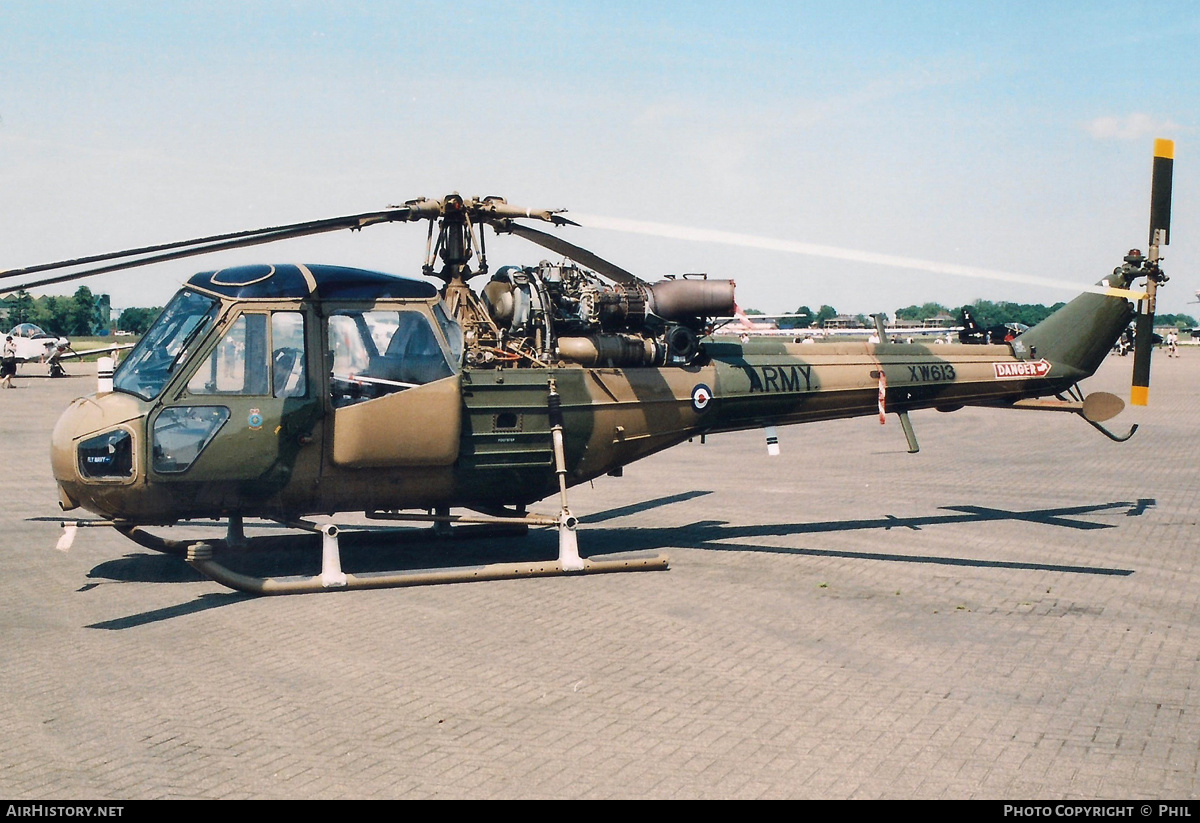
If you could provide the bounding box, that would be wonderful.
[691,383,713,413]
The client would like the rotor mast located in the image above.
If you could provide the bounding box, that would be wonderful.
[418,195,492,338]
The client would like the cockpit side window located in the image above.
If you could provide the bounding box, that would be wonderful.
[328,309,453,408]
[187,314,270,396]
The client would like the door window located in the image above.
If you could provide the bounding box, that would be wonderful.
[188,314,270,395]
[271,312,307,398]
[186,312,308,397]
[328,310,452,407]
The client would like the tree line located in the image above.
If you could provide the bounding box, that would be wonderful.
[3,287,162,336]
[753,300,1197,330]
[897,300,1196,330]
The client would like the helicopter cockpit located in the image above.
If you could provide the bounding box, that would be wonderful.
[55,262,466,519]
[10,322,55,339]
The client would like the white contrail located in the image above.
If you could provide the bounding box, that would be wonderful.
[569,213,1144,301]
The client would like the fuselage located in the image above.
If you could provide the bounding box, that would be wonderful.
[49,264,1136,524]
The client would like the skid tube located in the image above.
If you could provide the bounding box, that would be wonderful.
[182,510,669,596]
[185,543,671,596]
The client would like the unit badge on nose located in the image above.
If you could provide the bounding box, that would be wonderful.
[248,409,264,430]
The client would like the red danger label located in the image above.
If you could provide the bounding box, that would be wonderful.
[993,359,1051,379]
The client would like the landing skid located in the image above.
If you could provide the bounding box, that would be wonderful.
[106,510,668,596]
[185,541,669,596]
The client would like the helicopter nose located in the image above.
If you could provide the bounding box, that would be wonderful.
[51,391,147,516]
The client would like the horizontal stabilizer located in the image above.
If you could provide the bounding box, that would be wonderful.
[1081,391,1125,423]
[1010,391,1124,423]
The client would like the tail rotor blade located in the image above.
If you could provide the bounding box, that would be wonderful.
[1149,138,1174,247]
[1132,138,1174,407]
[1131,312,1154,406]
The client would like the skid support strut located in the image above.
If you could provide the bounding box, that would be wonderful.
[321,525,347,588]
[183,509,668,595]
[547,378,584,571]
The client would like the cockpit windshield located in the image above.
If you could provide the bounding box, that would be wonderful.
[113,290,220,400]
[10,323,49,339]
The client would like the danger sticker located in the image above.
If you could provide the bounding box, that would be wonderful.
[993,359,1051,379]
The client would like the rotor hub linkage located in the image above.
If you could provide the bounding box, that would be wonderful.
[408,195,572,277]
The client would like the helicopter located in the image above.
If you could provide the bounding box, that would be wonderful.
[0,140,1174,596]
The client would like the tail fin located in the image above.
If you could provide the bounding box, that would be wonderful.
[958,306,1013,345]
[1015,269,1138,380]
[957,307,984,344]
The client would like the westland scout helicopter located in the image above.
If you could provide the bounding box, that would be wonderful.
[3,141,1175,595]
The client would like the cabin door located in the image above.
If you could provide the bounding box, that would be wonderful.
[148,309,323,499]
[325,307,462,468]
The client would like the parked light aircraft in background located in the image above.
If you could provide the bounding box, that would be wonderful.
[5,324,133,377]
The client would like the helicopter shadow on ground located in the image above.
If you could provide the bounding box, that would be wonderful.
[580,497,1150,577]
[84,492,1148,628]
[85,524,555,583]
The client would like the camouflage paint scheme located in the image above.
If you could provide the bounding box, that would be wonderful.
[50,262,1137,526]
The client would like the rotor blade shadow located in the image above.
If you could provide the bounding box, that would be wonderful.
[580,498,1150,575]
[653,500,1149,539]
[583,524,1134,576]
[689,540,1135,576]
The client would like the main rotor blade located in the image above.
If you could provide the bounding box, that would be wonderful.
[503,222,646,286]
[570,213,1147,301]
[0,207,413,293]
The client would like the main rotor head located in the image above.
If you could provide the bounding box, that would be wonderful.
[399,195,576,284]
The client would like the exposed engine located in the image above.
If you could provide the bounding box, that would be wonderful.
[470,261,735,368]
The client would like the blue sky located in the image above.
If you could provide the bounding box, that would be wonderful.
[2,2,1196,315]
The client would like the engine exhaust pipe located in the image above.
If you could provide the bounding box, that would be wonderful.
[647,279,736,321]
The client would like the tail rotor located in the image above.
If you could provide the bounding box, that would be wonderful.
[1131,138,1174,406]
